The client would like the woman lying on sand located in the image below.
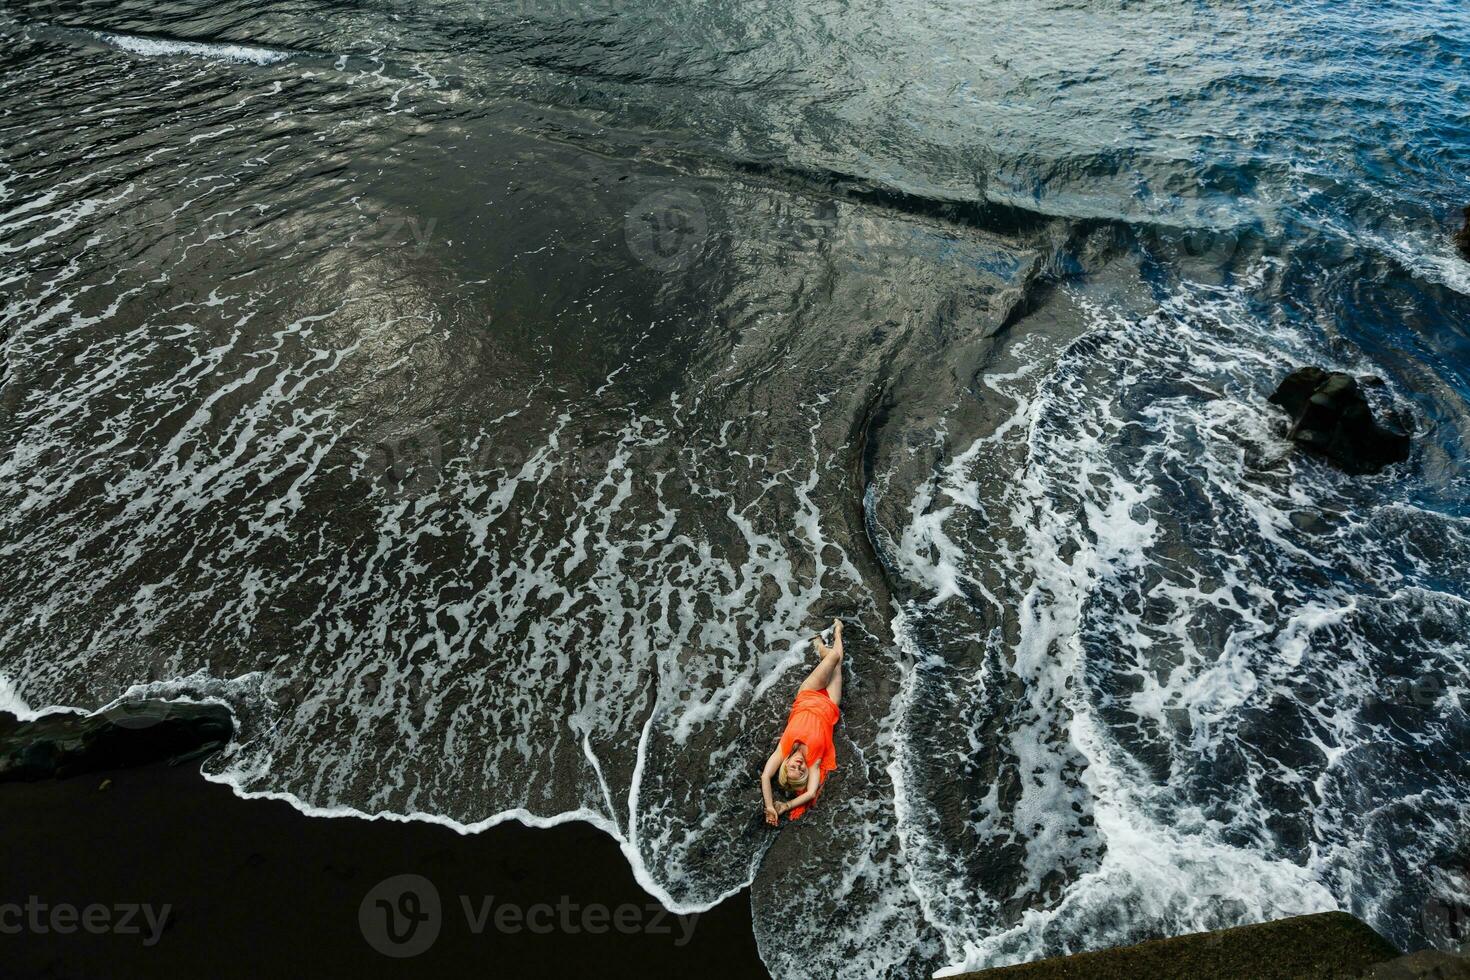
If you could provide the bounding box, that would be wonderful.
[761,619,843,826]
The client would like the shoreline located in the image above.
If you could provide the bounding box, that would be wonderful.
[0,693,755,918]
[0,759,766,978]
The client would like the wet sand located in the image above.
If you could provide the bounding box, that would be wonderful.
[0,760,765,978]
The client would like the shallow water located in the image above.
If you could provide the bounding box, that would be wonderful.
[2,1,1468,974]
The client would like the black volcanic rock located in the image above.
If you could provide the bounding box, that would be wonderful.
[1268,367,1412,474]
[1456,205,1470,263]
[1363,950,1470,980]
[950,910,1401,980]
[0,701,233,782]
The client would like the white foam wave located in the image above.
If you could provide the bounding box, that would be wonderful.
[96,33,297,66]
[1362,227,1470,297]
[887,270,1469,975]
[0,673,48,721]
[201,771,748,918]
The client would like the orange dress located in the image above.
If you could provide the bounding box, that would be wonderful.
[777,688,839,819]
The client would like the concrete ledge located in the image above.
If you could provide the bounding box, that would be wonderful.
[953,912,1403,980]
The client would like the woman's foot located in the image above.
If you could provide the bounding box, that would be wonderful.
[813,619,843,662]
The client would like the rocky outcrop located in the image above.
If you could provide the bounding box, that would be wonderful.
[1269,368,1412,474]
[1454,206,1470,263]
[0,701,233,782]
[951,911,1404,979]
[1363,950,1470,980]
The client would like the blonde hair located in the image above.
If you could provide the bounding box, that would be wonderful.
[777,750,807,795]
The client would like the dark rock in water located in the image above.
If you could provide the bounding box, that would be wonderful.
[1269,367,1412,474]
[0,701,233,782]
[1455,205,1470,263]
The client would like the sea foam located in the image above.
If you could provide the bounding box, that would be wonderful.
[96,32,296,66]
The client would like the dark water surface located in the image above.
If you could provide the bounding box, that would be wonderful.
[2,1,1468,974]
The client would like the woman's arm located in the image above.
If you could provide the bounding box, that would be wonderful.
[775,767,822,816]
[760,748,783,825]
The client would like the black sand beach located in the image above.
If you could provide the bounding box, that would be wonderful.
[0,760,765,978]
[5,2,1470,975]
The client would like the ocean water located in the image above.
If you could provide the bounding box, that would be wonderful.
[2,0,1468,974]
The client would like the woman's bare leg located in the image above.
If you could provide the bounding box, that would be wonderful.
[825,620,844,707]
[798,620,844,705]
